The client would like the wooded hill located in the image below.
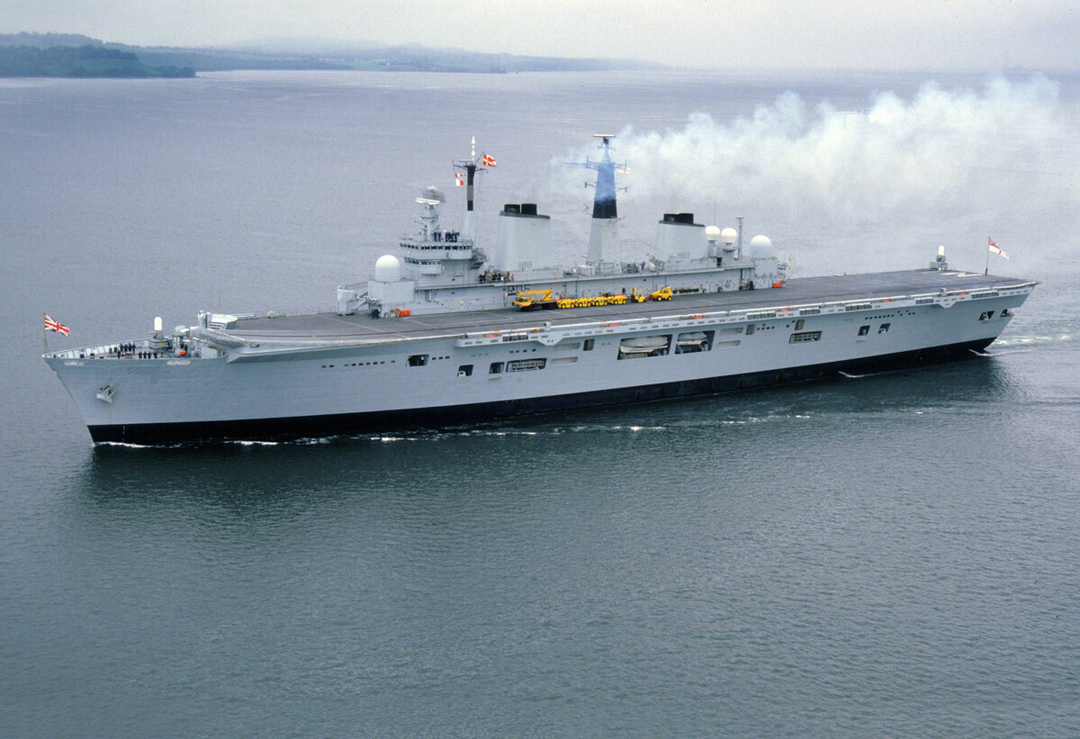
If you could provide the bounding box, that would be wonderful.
[1,32,660,77]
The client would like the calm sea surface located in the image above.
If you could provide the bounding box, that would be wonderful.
[2,70,1079,738]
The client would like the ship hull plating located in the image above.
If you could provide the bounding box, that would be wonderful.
[80,336,992,444]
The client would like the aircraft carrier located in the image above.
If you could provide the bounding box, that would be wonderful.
[44,136,1037,444]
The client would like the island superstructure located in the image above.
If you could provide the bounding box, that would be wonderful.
[45,136,1037,444]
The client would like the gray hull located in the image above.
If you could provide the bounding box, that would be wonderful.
[46,269,1036,444]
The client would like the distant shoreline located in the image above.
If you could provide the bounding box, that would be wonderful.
[0,45,195,79]
[0,32,661,78]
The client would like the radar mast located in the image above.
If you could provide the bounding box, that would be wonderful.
[453,136,495,242]
[574,134,626,264]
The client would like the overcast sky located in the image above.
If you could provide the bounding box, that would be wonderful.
[5,0,1079,71]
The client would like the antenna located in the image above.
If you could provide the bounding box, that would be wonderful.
[417,185,445,204]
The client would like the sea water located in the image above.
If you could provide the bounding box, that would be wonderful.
[1,70,1078,738]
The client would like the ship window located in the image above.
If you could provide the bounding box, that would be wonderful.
[583,339,595,351]
[407,354,429,367]
[507,358,546,372]
[879,323,891,334]
[789,331,822,344]
[979,311,995,322]
[458,364,473,377]
[858,325,870,336]
[746,324,756,336]
[795,319,805,330]
[489,362,504,374]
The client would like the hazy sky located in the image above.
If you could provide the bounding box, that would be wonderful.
[6,0,1079,71]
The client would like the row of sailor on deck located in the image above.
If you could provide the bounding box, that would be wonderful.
[112,342,160,359]
[76,342,164,359]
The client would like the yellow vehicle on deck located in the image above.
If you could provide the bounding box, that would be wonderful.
[514,288,666,310]
[629,287,672,303]
[556,294,629,309]
[512,288,558,310]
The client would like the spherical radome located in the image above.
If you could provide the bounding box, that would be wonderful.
[375,254,402,282]
[748,234,774,258]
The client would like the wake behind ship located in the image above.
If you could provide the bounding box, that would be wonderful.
[45,136,1037,444]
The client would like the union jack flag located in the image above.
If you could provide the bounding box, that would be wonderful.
[44,314,70,336]
[481,153,496,167]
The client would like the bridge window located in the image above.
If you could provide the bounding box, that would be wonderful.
[407,354,429,367]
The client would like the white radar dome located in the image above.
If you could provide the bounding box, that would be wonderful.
[748,234,774,258]
[720,227,738,245]
[705,225,722,242]
[374,254,402,282]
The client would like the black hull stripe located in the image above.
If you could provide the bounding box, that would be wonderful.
[89,339,993,444]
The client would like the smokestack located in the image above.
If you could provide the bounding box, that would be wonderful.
[656,213,707,261]
[494,204,554,273]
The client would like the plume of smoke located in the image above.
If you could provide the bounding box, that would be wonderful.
[551,76,1079,273]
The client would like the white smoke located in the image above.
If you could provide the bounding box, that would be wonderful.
[552,76,1080,274]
